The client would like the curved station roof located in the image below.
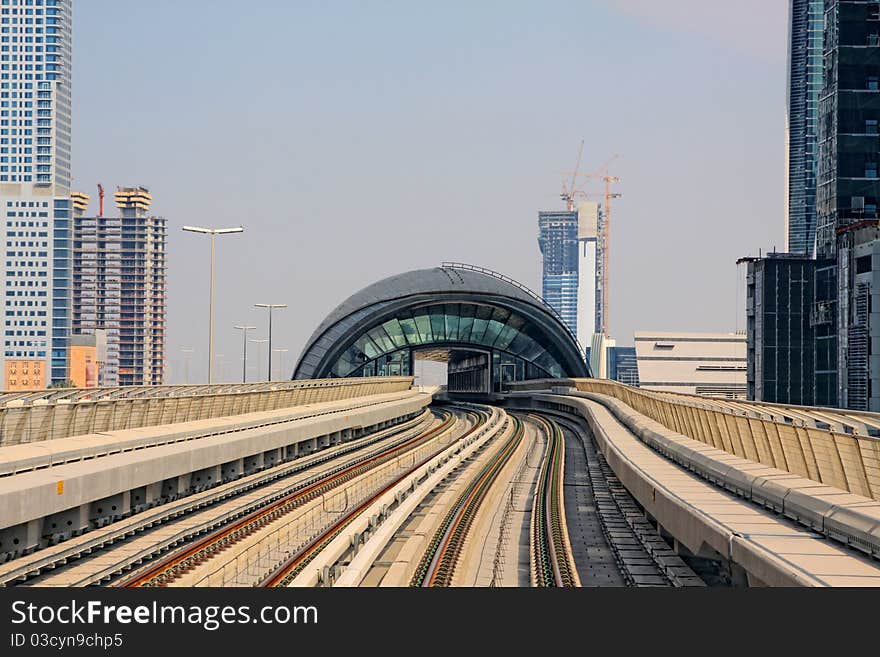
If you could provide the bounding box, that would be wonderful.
[293,263,589,383]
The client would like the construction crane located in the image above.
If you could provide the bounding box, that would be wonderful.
[560,140,585,211]
[599,174,621,337]
[568,154,622,338]
[97,183,105,217]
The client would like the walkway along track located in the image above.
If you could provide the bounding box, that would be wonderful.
[530,415,578,587]
[258,407,493,587]
[551,413,704,587]
[121,410,467,587]
[410,415,525,587]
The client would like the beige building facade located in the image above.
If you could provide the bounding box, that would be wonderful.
[634,331,747,399]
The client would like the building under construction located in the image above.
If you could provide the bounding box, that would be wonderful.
[539,144,620,352]
[70,186,166,386]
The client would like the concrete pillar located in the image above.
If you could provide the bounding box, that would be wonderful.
[263,448,281,468]
[42,504,89,544]
[284,443,299,460]
[144,482,163,508]
[129,486,147,512]
[162,473,192,501]
[729,562,751,588]
[244,453,264,475]
[0,519,40,558]
[89,491,131,527]
[221,458,244,482]
[190,465,221,492]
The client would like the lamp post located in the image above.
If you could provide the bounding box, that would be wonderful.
[234,325,256,383]
[182,225,244,383]
[272,347,289,381]
[254,303,287,381]
[249,338,268,381]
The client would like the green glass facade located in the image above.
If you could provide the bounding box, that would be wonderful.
[331,302,566,381]
[293,265,589,393]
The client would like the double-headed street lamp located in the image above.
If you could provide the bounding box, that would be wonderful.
[234,325,256,383]
[182,225,244,384]
[254,303,287,381]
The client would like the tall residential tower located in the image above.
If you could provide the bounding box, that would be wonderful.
[70,186,166,387]
[0,0,73,388]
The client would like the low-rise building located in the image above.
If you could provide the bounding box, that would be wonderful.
[634,331,746,399]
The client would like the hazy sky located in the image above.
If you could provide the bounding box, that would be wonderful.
[72,1,788,384]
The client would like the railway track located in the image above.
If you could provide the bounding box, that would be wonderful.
[5,410,436,587]
[120,410,466,587]
[410,415,524,587]
[530,416,577,587]
[553,414,705,587]
[258,407,494,587]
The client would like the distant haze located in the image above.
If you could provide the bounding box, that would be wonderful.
[71,1,787,383]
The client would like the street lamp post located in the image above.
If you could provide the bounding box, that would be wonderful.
[182,225,244,384]
[254,303,287,381]
[272,347,289,381]
[249,338,268,381]
[234,325,256,383]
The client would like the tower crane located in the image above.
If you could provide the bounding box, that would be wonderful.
[560,140,585,212]
[97,183,105,217]
[563,154,622,338]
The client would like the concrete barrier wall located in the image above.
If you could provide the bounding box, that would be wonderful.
[0,390,430,560]
[0,377,413,446]
[509,392,880,584]
[509,378,880,502]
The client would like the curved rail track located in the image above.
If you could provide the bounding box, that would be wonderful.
[121,410,465,587]
[530,415,577,587]
[409,415,524,587]
[4,410,435,587]
[258,407,493,587]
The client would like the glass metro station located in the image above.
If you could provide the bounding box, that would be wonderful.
[293,264,589,394]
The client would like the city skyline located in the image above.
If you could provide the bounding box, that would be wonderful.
[2,0,879,608]
[67,1,788,384]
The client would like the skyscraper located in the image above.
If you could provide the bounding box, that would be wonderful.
[785,0,824,255]
[538,202,603,348]
[71,186,166,386]
[576,201,602,346]
[0,0,72,388]
[812,0,880,408]
[538,209,579,336]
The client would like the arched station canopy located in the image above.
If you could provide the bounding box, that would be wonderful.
[292,263,589,391]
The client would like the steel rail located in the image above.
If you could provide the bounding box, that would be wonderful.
[121,411,459,587]
[410,415,524,587]
[258,410,492,587]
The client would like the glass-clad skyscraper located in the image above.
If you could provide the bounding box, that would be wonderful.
[814,0,880,408]
[786,0,824,255]
[0,0,73,388]
[538,210,579,336]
